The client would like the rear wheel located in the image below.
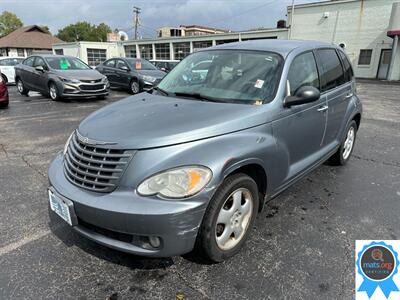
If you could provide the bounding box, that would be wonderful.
[49,82,60,101]
[196,173,259,262]
[130,80,140,94]
[329,120,357,166]
[1,74,7,84]
[16,79,29,96]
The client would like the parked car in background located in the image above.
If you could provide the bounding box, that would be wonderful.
[0,57,24,84]
[0,71,9,108]
[150,60,179,73]
[48,40,362,262]
[96,58,166,94]
[14,55,109,101]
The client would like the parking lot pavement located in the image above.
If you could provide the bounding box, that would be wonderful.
[0,82,399,300]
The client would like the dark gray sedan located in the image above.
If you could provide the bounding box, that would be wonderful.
[15,55,110,100]
[96,58,166,94]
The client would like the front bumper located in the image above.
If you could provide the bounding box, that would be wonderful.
[141,78,162,91]
[48,154,208,257]
[58,81,110,98]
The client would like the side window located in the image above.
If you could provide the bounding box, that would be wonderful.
[104,59,115,68]
[338,51,354,82]
[358,49,372,65]
[0,59,9,66]
[116,60,127,69]
[33,57,47,69]
[24,57,35,67]
[317,49,346,92]
[287,52,319,95]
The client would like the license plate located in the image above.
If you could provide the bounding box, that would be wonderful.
[48,190,72,225]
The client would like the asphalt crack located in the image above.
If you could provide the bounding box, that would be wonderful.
[0,143,9,159]
[353,154,400,168]
[21,155,47,179]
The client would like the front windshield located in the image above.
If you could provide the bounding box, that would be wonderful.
[46,57,91,70]
[157,50,283,103]
[126,59,158,70]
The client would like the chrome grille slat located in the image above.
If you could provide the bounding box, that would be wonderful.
[63,132,133,193]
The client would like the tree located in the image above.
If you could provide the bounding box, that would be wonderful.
[56,22,111,42]
[39,25,50,34]
[0,11,23,37]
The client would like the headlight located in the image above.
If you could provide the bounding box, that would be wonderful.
[63,131,74,155]
[102,76,108,82]
[141,75,157,83]
[137,166,212,199]
[59,76,80,84]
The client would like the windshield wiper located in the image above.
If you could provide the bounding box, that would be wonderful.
[173,92,227,103]
[152,86,172,96]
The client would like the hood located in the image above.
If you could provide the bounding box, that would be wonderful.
[52,69,104,81]
[136,69,166,79]
[78,93,267,149]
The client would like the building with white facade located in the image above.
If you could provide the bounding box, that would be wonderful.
[52,0,400,80]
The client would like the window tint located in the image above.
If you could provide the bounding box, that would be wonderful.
[104,59,115,68]
[24,57,35,67]
[33,57,47,68]
[1,58,23,66]
[287,52,319,95]
[338,51,353,82]
[0,59,9,66]
[116,60,127,69]
[317,49,345,92]
[358,49,372,65]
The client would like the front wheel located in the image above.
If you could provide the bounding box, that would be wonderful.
[196,173,259,262]
[130,80,140,94]
[329,120,357,165]
[16,79,29,96]
[49,82,61,101]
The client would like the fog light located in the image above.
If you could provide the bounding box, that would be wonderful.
[149,236,161,248]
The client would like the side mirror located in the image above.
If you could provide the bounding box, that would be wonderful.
[284,86,320,107]
[35,65,45,72]
[120,65,130,71]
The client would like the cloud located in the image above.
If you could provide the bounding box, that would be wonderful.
[0,0,324,38]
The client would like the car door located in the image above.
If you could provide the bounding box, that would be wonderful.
[31,57,49,92]
[20,56,36,88]
[315,49,352,148]
[272,51,328,183]
[101,59,117,86]
[115,59,131,88]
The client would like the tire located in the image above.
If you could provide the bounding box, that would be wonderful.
[16,79,29,96]
[129,79,140,94]
[196,173,259,262]
[49,82,61,101]
[1,74,7,84]
[329,120,357,166]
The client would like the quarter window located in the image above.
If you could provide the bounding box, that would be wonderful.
[316,49,346,92]
[338,51,354,82]
[358,49,372,65]
[287,52,319,95]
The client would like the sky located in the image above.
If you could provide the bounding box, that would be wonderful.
[1,0,324,38]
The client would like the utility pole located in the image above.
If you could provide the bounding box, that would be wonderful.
[288,0,295,39]
[133,6,141,40]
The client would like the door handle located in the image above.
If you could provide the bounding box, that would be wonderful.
[317,105,328,112]
[345,93,353,99]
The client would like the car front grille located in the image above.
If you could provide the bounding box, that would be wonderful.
[80,84,105,91]
[80,79,102,83]
[63,132,133,193]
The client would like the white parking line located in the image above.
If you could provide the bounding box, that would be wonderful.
[0,229,51,256]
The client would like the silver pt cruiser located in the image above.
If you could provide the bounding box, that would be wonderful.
[48,40,362,262]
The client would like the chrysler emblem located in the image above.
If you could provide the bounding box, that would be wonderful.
[76,131,117,146]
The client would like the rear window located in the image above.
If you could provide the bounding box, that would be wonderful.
[316,49,346,92]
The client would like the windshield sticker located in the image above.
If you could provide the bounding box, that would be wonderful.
[254,79,264,89]
[60,59,70,70]
[135,61,142,70]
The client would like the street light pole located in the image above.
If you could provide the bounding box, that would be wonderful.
[289,0,295,39]
[133,6,141,40]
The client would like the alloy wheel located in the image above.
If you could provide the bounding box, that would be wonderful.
[131,81,139,94]
[17,80,24,93]
[49,84,57,100]
[215,188,253,251]
[342,126,355,160]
